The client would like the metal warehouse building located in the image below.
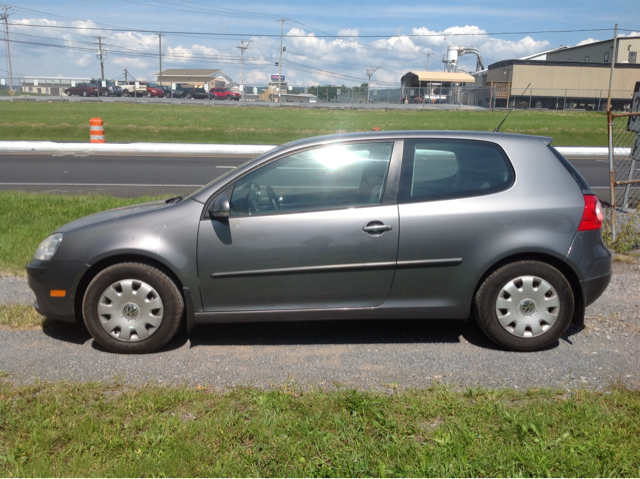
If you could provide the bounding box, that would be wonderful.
[474,36,640,110]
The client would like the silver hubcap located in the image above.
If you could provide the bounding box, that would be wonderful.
[97,279,164,341]
[495,275,560,338]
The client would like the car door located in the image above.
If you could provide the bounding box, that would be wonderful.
[387,138,517,318]
[197,140,402,312]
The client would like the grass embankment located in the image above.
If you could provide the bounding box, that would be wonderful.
[0,102,608,145]
[0,191,164,275]
[0,381,637,477]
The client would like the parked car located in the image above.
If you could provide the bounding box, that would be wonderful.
[27,131,611,354]
[120,81,148,97]
[63,83,102,97]
[142,82,166,98]
[171,83,195,98]
[90,80,122,97]
[184,87,211,100]
[210,87,241,101]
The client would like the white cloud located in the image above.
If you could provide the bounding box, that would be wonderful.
[165,44,220,63]
[577,38,600,46]
[112,57,150,69]
[70,20,98,36]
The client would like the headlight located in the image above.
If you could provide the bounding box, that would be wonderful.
[34,233,63,261]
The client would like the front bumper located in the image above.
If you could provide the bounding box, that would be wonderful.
[26,259,89,323]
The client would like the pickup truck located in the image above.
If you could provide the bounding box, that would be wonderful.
[119,81,148,97]
[209,87,241,101]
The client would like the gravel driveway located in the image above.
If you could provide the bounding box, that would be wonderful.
[1,260,639,391]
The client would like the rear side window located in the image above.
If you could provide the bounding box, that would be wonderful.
[548,146,593,193]
[399,139,514,203]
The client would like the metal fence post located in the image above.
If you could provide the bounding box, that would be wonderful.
[608,112,616,242]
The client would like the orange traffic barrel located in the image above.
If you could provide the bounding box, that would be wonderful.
[89,117,105,143]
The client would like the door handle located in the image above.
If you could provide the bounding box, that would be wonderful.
[363,223,393,233]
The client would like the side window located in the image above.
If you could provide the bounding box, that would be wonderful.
[229,142,394,216]
[398,139,514,203]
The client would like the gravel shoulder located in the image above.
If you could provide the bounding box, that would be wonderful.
[1,259,639,391]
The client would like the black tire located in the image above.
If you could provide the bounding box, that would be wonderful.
[82,91,88,97]
[82,262,184,354]
[146,92,152,98]
[474,261,574,351]
[185,92,192,99]
[123,90,130,97]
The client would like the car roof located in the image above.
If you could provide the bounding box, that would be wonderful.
[278,130,553,149]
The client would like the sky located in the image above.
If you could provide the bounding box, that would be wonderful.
[0,0,638,87]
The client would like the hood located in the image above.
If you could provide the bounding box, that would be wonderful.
[56,200,170,233]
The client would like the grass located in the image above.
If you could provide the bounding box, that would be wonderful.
[0,191,164,275]
[0,381,637,477]
[0,102,609,146]
[0,304,44,329]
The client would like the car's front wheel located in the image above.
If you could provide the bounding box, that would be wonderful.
[474,261,574,351]
[82,263,184,354]
[123,90,130,97]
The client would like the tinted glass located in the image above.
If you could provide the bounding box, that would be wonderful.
[399,139,514,203]
[230,142,394,216]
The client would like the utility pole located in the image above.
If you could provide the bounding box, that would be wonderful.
[157,34,164,86]
[236,40,251,101]
[366,67,379,103]
[124,69,128,83]
[276,18,289,103]
[424,52,431,71]
[1,4,14,94]
[94,36,106,81]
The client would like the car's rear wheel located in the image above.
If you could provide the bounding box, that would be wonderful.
[82,263,184,354]
[82,91,88,97]
[146,92,152,98]
[185,92,192,99]
[474,261,574,351]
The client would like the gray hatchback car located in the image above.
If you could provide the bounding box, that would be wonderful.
[27,131,612,353]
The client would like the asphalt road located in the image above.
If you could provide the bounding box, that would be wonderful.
[0,153,613,200]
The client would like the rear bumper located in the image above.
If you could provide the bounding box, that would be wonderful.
[26,259,89,323]
[566,229,612,307]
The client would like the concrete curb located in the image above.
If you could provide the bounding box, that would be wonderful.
[0,141,626,159]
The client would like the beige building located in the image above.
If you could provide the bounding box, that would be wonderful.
[474,37,640,109]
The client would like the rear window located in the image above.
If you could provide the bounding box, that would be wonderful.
[548,146,593,193]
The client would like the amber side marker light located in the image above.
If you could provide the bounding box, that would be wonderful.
[50,290,67,298]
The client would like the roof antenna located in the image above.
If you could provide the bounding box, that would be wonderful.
[494,83,531,132]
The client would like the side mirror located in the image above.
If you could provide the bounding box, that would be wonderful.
[209,195,230,218]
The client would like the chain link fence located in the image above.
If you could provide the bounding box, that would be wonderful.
[608,111,640,245]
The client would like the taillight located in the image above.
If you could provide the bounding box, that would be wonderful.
[578,194,603,231]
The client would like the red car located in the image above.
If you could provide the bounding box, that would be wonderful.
[209,87,241,101]
[144,82,166,98]
[63,83,103,97]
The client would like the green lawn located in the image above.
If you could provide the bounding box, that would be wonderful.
[0,102,608,145]
[0,381,637,477]
[0,192,164,275]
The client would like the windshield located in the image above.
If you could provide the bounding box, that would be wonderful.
[146,82,159,88]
